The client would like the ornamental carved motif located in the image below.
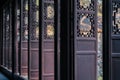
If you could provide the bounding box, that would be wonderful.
[77,0,94,10]
[47,24,54,37]
[112,2,120,34]
[77,13,95,37]
[47,5,54,19]
[80,0,91,8]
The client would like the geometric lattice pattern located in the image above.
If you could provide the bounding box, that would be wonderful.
[112,2,120,34]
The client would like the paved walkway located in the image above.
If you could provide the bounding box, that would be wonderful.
[0,72,9,80]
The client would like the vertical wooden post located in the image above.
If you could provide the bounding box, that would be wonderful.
[103,0,112,80]
[60,0,72,80]
[12,0,17,78]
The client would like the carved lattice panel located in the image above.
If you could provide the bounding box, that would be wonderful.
[22,0,28,41]
[30,0,39,40]
[43,2,54,39]
[76,0,96,38]
[77,13,95,37]
[77,0,95,11]
[112,2,120,34]
[44,3,54,20]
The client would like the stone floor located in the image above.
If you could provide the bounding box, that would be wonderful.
[0,72,9,80]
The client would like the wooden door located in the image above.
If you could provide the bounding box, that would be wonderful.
[42,0,55,80]
[74,0,97,80]
[29,0,39,80]
[111,0,120,80]
[21,0,28,77]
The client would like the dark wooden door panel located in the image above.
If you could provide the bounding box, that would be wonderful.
[42,41,54,80]
[112,1,120,80]
[75,55,96,80]
[76,40,96,51]
[112,40,120,53]
[74,0,97,80]
[112,58,120,80]
[75,39,97,80]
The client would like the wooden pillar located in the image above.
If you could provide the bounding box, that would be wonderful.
[103,0,112,80]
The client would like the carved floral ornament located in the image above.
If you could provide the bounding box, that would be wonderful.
[80,0,91,8]
[79,15,91,35]
[47,5,54,19]
[47,24,54,37]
